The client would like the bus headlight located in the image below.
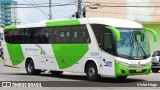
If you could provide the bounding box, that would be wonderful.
[115,60,130,67]
[115,60,151,68]
[119,70,125,74]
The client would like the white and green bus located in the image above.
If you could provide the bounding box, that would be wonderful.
[3,18,157,81]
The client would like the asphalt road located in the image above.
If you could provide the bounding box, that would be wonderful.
[0,59,160,90]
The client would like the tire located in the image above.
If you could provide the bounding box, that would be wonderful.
[152,69,159,73]
[26,59,41,75]
[116,76,127,79]
[50,71,63,76]
[86,63,100,81]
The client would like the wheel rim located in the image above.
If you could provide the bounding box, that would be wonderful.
[28,63,33,73]
[88,67,95,77]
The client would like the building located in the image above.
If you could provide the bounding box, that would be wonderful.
[86,0,160,23]
[86,0,160,53]
[0,0,17,26]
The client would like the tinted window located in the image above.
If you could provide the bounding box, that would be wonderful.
[72,25,90,43]
[5,25,90,44]
[91,24,116,55]
[54,26,71,43]
[5,29,15,43]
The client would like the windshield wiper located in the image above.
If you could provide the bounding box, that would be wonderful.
[130,41,147,59]
[136,42,147,58]
[129,32,147,59]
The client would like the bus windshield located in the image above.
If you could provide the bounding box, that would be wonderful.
[116,28,150,60]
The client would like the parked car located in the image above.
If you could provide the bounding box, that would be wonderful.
[151,51,160,73]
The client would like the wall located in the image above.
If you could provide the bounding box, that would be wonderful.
[142,23,160,54]
[86,0,160,22]
[86,0,126,19]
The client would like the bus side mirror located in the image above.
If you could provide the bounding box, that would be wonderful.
[105,26,121,42]
[144,28,158,42]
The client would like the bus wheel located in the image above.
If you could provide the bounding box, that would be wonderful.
[152,69,159,73]
[116,76,127,79]
[50,71,63,76]
[26,60,41,75]
[86,63,100,81]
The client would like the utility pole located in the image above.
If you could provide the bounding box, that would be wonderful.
[77,0,82,18]
[49,0,52,20]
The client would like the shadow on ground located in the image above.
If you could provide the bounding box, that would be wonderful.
[1,72,146,83]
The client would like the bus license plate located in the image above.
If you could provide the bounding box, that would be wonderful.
[136,69,142,72]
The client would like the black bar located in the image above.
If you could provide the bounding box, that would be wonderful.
[0,81,160,87]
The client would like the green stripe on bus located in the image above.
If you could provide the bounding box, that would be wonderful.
[52,44,89,69]
[6,43,25,66]
[5,25,16,30]
[115,62,151,76]
[46,19,80,27]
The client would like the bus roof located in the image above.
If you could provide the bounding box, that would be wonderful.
[5,18,143,30]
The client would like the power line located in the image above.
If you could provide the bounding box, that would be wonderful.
[0,3,77,8]
[85,1,160,5]
[30,0,50,19]
[32,0,48,18]
[12,2,160,6]
[23,0,49,19]
[87,10,160,16]
[86,5,160,8]
[2,5,160,8]
[1,1,78,5]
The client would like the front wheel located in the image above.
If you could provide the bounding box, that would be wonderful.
[86,63,100,81]
[26,60,41,75]
[152,69,159,73]
[116,76,127,79]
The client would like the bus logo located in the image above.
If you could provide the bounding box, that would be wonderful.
[104,61,112,67]
[35,45,46,55]
[137,61,141,68]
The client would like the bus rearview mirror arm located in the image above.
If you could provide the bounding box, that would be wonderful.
[144,28,158,42]
[105,26,121,42]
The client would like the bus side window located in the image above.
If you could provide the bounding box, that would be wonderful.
[39,28,49,43]
[71,25,90,43]
[46,27,55,43]
[103,32,114,54]
[5,29,15,44]
[91,24,115,55]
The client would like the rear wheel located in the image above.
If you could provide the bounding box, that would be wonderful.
[116,76,127,79]
[26,59,41,75]
[86,63,100,81]
[50,71,63,76]
[152,69,159,73]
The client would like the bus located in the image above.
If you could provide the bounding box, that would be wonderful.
[2,18,157,81]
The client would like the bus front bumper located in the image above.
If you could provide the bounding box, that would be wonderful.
[115,62,151,76]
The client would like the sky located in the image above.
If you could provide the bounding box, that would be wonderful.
[17,0,84,24]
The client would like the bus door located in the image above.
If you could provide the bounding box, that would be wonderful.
[101,31,115,76]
